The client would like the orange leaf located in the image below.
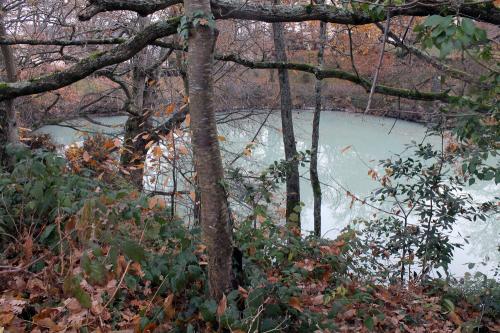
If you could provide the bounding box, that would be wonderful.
[130,262,145,277]
[311,294,324,305]
[148,197,158,209]
[152,146,163,159]
[178,145,189,155]
[103,139,115,150]
[148,196,166,209]
[166,103,175,115]
[288,297,302,312]
[448,311,463,326]
[0,313,14,326]
[184,114,191,127]
[23,235,33,261]
[82,151,91,162]
[216,294,227,317]
[238,286,248,299]
[343,308,356,320]
[163,294,175,319]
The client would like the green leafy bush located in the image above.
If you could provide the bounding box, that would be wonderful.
[0,145,102,248]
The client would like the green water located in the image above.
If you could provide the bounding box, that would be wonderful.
[37,111,499,278]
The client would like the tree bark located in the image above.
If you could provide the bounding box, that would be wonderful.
[78,0,500,26]
[0,3,18,168]
[311,19,326,237]
[120,17,150,189]
[185,0,233,300]
[272,6,301,229]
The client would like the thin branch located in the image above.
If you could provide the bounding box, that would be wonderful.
[364,12,391,115]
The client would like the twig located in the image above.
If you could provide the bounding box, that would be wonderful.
[364,11,391,115]
[103,218,150,308]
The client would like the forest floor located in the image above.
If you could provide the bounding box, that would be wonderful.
[0,138,498,333]
[1,231,498,333]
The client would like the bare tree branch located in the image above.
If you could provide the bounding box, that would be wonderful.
[78,0,500,25]
[0,17,180,101]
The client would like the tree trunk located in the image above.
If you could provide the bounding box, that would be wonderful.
[0,4,18,168]
[311,20,326,237]
[185,0,233,300]
[271,8,301,229]
[121,18,147,188]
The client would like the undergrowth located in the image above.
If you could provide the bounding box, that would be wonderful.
[0,146,498,333]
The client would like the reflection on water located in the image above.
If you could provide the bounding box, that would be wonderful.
[37,111,499,278]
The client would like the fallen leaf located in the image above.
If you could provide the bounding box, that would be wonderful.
[23,235,33,261]
[340,145,352,154]
[82,151,91,162]
[163,294,175,319]
[288,297,302,312]
[130,262,145,278]
[238,286,248,299]
[216,294,227,317]
[103,139,115,150]
[311,294,324,305]
[0,313,14,326]
[342,308,356,320]
[447,311,463,326]
[64,298,82,314]
[90,300,104,316]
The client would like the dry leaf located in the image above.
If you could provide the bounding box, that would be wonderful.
[311,294,324,305]
[163,294,175,319]
[0,313,14,326]
[152,146,163,159]
[447,311,463,326]
[166,104,175,115]
[90,300,104,316]
[340,145,352,154]
[184,114,191,127]
[148,196,166,210]
[148,197,158,209]
[23,235,33,261]
[64,298,82,314]
[343,308,356,320]
[82,151,91,162]
[130,262,145,278]
[216,294,227,317]
[288,297,302,312]
[103,139,115,150]
[178,145,188,155]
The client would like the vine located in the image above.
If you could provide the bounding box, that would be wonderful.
[177,10,216,44]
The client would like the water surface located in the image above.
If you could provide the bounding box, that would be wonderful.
[37,111,499,278]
